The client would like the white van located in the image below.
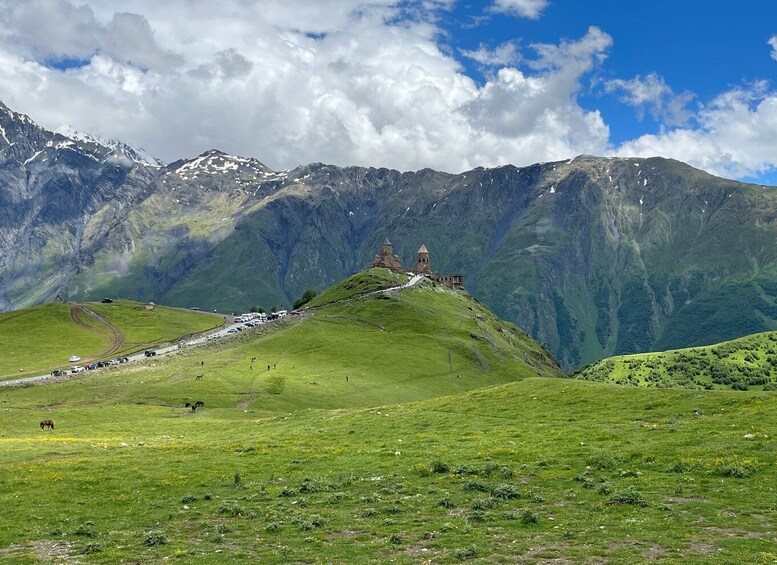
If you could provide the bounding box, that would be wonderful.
[234,316,246,323]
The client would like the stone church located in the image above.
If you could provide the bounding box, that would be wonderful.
[372,240,463,290]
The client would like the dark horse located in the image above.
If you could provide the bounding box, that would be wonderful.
[184,400,205,412]
[40,419,54,430]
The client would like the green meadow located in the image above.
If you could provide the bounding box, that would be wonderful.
[0,301,223,381]
[0,272,775,563]
[574,331,777,391]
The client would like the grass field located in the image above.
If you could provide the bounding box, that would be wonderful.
[0,301,223,381]
[573,331,777,391]
[1,274,775,563]
[1,378,775,563]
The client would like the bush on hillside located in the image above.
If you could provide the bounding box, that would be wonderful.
[293,289,318,310]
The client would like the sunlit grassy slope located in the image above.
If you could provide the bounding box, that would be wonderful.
[0,300,222,380]
[1,378,775,563]
[573,330,777,391]
[3,272,774,562]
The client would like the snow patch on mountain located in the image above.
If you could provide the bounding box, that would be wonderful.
[172,149,281,181]
[55,125,164,167]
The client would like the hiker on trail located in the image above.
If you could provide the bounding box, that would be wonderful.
[346,376,349,382]
[201,360,204,367]
[267,365,270,371]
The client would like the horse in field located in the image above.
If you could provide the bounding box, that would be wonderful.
[184,400,205,412]
[40,419,54,430]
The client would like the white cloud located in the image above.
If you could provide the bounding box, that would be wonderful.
[460,41,520,66]
[616,82,777,178]
[769,35,777,61]
[490,0,549,19]
[605,72,694,126]
[0,0,181,70]
[0,0,612,173]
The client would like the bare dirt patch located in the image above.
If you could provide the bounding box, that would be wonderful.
[0,540,82,563]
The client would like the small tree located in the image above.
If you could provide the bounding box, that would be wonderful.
[250,306,265,313]
[293,289,317,310]
[271,306,277,313]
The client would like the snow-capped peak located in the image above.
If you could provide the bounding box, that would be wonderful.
[55,125,164,167]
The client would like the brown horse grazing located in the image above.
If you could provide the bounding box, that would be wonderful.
[195,374,203,380]
[40,419,54,430]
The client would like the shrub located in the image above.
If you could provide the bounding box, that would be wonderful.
[586,452,621,470]
[466,510,485,523]
[431,460,450,474]
[491,483,520,500]
[234,472,242,487]
[218,500,244,516]
[520,510,539,525]
[181,495,197,503]
[389,533,403,545]
[73,524,96,538]
[362,508,377,517]
[462,480,490,493]
[454,546,477,560]
[607,486,647,507]
[265,522,281,532]
[143,530,167,547]
[293,289,318,310]
[437,498,454,508]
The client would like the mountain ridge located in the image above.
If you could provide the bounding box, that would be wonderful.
[2,100,777,369]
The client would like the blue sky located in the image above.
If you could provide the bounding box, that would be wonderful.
[0,0,775,183]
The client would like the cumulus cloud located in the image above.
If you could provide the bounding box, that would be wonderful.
[0,0,612,173]
[460,41,521,66]
[615,81,777,178]
[490,0,549,19]
[769,35,777,61]
[0,0,181,70]
[605,72,694,126]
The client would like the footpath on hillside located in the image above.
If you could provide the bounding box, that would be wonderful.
[70,304,126,360]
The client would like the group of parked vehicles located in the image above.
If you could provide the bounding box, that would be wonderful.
[52,357,130,376]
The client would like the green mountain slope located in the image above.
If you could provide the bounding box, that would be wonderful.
[0,300,223,380]
[7,99,777,369]
[573,331,777,391]
[63,156,777,371]
[27,270,559,413]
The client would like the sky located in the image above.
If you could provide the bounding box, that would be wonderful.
[0,0,776,183]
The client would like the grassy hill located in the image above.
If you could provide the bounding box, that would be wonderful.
[1,377,775,563]
[3,274,776,562]
[572,331,777,391]
[0,300,223,380]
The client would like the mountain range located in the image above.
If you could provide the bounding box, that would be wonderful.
[3,100,777,369]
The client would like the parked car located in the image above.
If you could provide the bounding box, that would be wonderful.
[68,355,81,362]
[226,328,238,334]
[190,306,201,311]
[51,369,66,376]
[101,297,113,303]
[119,357,129,363]
[144,350,157,357]
[71,366,85,373]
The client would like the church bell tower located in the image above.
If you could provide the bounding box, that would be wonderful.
[416,244,431,274]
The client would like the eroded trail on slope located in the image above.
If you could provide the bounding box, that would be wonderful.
[70,304,125,359]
